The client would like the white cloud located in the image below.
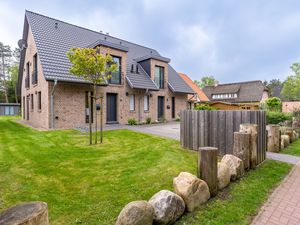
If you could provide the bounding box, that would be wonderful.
[0,2,23,47]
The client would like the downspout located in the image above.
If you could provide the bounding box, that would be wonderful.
[50,80,58,129]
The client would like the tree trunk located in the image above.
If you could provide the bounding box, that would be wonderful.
[94,84,97,144]
[15,86,18,103]
[88,91,92,145]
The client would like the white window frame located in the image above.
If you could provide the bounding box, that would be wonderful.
[144,95,149,111]
[130,94,135,111]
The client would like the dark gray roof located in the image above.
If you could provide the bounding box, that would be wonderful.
[134,54,170,63]
[87,39,129,52]
[203,80,268,103]
[18,11,193,94]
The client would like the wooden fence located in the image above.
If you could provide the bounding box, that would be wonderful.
[180,110,267,164]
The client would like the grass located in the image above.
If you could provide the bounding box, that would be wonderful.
[281,139,300,156]
[0,117,293,225]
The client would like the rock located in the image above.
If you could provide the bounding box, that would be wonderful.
[148,190,185,224]
[266,125,280,152]
[0,202,49,225]
[173,172,210,212]
[285,128,294,142]
[217,162,231,189]
[281,135,290,148]
[221,154,245,181]
[115,201,154,225]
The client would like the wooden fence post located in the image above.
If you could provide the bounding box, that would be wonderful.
[266,125,280,152]
[233,132,251,170]
[240,124,258,169]
[199,147,218,197]
[0,202,49,225]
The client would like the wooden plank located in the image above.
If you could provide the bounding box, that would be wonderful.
[226,111,234,154]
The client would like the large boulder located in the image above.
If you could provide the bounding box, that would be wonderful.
[148,190,185,225]
[115,201,154,225]
[221,154,245,181]
[217,162,231,189]
[281,135,290,148]
[173,172,210,212]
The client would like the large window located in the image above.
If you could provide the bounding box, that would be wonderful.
[32,54,38,85]
[130,94,135,111]
[109,56,121,84]
[144,95,149,111]
[154,66,164,88]
[37,91,41,110]
[212,93,237,99]
[25,62,30,88]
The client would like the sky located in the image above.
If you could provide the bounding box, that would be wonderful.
[1,0,300,83]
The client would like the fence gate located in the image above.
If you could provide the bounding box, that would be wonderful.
[180,110,267,164]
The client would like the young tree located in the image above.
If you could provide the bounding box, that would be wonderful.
[67,46,117,144]
[0,42,12,103]
[8,63,19,103]
[194,76,218,88]
[281,63,300,100]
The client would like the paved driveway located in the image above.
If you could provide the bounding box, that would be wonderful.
[127,122,180,140]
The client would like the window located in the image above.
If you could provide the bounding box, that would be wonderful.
[32,54,38,85]
[85,91,94,123]
[212,93,237,99]
[154,66,164,88]
[130,95,135,111]
[108,56,121,84]
[31,94,34,110]
[37,91,41,110]
[25,62,30,88]
[144,95,149,111]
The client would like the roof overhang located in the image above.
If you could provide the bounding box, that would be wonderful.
[135,54,171,63]
[87,39,129,52]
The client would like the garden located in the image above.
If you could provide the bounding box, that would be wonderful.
[0,117,294,224]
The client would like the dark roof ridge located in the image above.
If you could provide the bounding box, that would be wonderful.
[25,10,158,53]
[206,80,263,87]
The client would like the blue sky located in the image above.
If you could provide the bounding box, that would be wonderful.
[1,0,300,83]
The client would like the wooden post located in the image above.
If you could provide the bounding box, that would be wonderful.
[0,202,49,225]
[88,92,92,145]
[199,147,218,197]
[240,124,258,169]
[233,132,251,170]
[266,125,280,152]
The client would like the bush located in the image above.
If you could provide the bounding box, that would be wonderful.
[266,111,292,124]
[128,118,137,125]
[265,97,282,112]
[146,117,151,124]
[194,103,215,110]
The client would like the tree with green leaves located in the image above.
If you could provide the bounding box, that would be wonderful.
[0,42,12,103]
[281,63,300,100]
[194,76,218,88]
[265,97,282,112]
[8,64,19,103]
[67,46,117,144]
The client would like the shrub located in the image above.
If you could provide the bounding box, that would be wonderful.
[194,103,215,110]
[266,111,292,124]
[265,97,282,112]
[128,118,137,125]
[146,117,151,124]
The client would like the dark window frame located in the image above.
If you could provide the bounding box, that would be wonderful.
[25,62,30,88]
[144,95,149,112]
[154,66,164,89]
[130,94,135,111]
[108,56,122,85]
[37,91,41,111]
[32,54,38,85]
[30,94,34,111]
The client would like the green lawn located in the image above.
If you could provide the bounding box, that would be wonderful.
[0,117,293,225]
[281,139,300,156]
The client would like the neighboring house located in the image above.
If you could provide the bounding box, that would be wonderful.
[17,11,194,130]
[270,85,284,99]
[203,80,268,110]
[0,103,20,116]
[178,73,209,109]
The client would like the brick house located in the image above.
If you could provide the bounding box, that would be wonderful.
[17,11,194,130]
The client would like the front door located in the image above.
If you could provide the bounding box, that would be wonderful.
[106,93,117,123]
[157,96,164,121]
